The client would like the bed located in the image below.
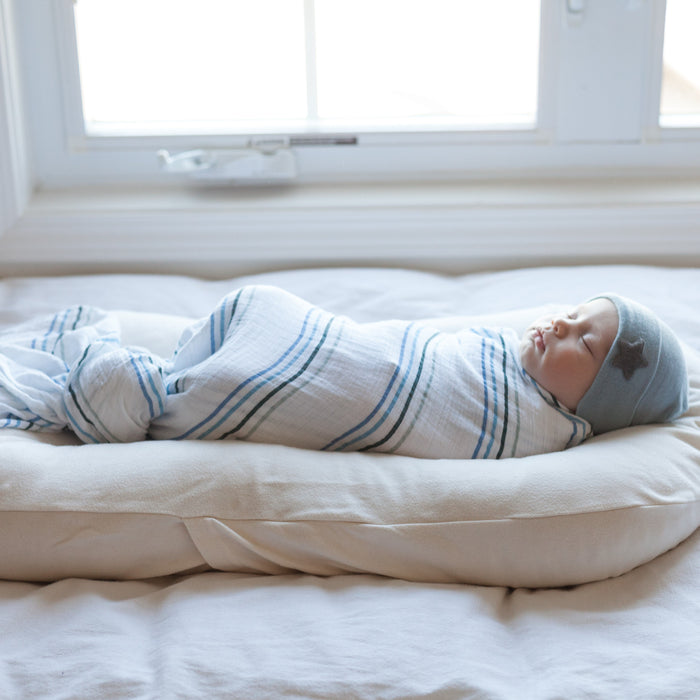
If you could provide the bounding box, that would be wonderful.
[1,263,699,699]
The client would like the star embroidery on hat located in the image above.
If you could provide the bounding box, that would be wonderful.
[612,338,648,380]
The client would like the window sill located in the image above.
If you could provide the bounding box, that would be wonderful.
[1,178,700,277]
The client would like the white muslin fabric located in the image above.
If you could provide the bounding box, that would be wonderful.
[0,285,590,458]
[0,305,167,443]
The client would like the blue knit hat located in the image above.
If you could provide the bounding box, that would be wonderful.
[576,294,688,434]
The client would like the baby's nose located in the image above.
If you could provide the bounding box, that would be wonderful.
[551,316,570,336]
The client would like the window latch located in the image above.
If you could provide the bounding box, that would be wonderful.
[566,0,585,24]
[157,144,297,183]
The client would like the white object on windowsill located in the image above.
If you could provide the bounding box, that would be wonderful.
[157,147,297,183]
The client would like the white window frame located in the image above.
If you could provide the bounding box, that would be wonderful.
[10,0,700,189]
[0,0,30,233]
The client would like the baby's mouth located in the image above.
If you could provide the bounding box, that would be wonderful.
[534,327,546,351]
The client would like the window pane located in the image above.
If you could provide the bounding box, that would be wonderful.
[660,0,700,127]
[74,0,308,133]
[315,0,540,128]
[74,0,540,135]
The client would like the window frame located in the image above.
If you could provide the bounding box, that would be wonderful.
[0,0,30,232]
[3,0,700,280]
[10,0,700,190]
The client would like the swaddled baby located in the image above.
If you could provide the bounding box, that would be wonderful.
[0,286,689,459]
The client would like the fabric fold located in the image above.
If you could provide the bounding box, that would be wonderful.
[64,342,167,443]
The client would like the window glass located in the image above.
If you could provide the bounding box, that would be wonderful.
[73,0,540,136]
[314,0,540,128]
[74,0,309,134]
[660,0,700,126]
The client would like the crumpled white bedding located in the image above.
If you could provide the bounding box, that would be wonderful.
[1,264,699,699]
[2,531,699,699]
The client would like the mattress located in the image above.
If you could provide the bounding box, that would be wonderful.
[1,264,699,699]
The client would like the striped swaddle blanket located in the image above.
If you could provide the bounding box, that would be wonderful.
[0,285,591,458]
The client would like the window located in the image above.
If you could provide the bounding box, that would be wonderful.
[10,0,700,188]
[73,0,541,136]
[660,0,700,127]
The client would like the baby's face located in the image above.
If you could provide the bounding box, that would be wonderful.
[520,298,618,411]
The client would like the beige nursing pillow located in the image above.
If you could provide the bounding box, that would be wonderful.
[0,307,698,587]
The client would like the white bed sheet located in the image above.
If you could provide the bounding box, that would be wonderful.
[1,264,699,699]
[1,531,698,699]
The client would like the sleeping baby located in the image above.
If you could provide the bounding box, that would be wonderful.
[0,286,688,459]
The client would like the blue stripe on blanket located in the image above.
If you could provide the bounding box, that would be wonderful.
[209,309,217,356]
[141,355,165,416]
[1,409,55,431]
[129,353,162,419]
[175,304,321,439]
[210,290,240,355]
[386,333,442,454]
[236,317,348,443]
[52,306,85,353]
[507,344,522,457]
[472,336,490,459]
[219,314,336,440]
[39,311,59,351]
[344,325,434,452]
[64,345,114,443]
[563,412,587,448]
[64,346,99,435]
[360,330,441,453]
[495,332,510,459]
[1,415,23,429]
[44,306,90,356]
[483,335,500,458]
[470,330,511,459]
[171,288,246,371]
[323,322,417,452]
[205,307,326,438]
[31,307,62,352]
